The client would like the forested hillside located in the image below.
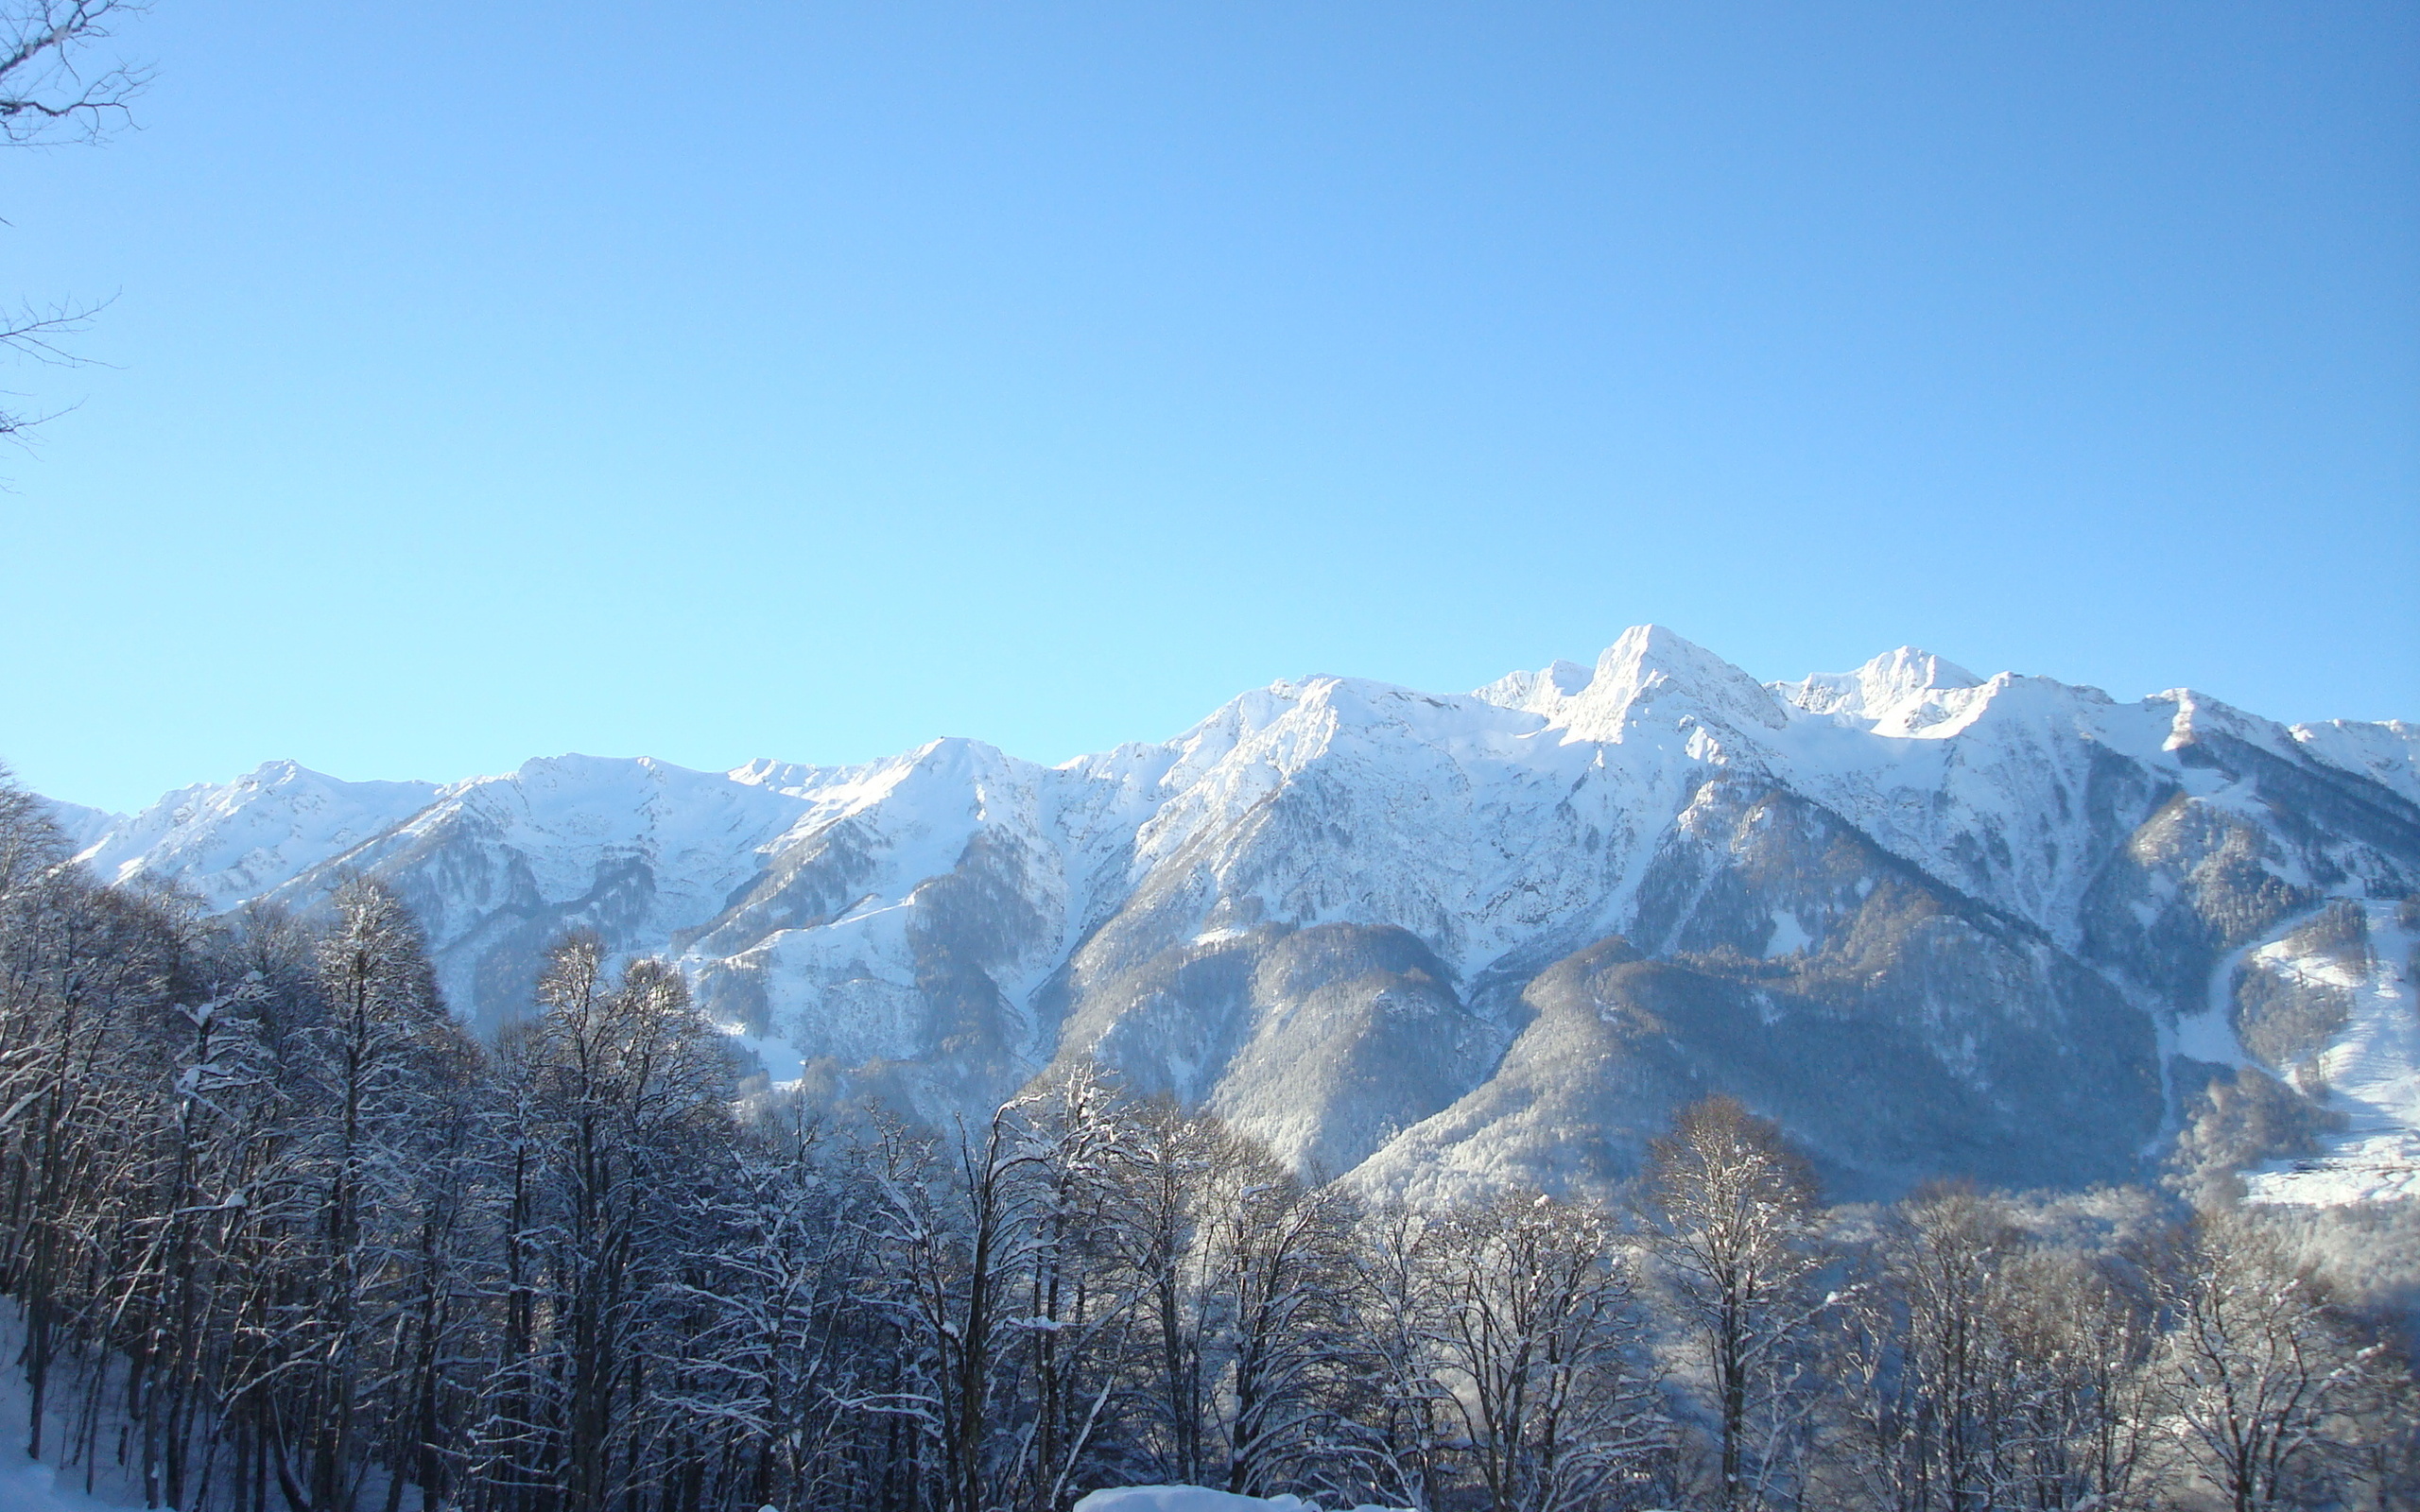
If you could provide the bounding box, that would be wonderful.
[2,769,2414,1512]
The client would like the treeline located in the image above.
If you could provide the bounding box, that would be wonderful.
[0,776,2412,1512]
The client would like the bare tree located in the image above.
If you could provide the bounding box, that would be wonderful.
[1197,1138,1357,1501]
[1985,1244,2169,1512]
[2155,1214,2385,1512]
[0,0,147,446]
[1342,1201,1456,1511]
[1429,1194,1668,1512]
[854,1101,1049,1512]
[1004,1066,1148,1512]
[1112,1096,1224,1488]
[665,1102,873,1512]
[479,934,735,1512]
[1638,1095,1826,1511]
[258,878,461,1512]
[1827,1183,2028,1512]
[1,0,145,145]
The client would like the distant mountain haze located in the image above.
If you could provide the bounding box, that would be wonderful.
[43,627,2420,1205]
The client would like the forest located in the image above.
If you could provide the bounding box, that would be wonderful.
[0,771,2412,1512]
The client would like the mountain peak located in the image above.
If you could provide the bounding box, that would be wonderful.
[1776,645,1983,728]
[2291,718,2420,807]
[1860,645,1980,700]
[1474,627,1789,743]
[68,763,441,907]
[1550,625,1788,743]
[1473,658,1593,714]
[2146,687,2303,762]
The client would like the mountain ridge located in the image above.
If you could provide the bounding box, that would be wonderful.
[38,628,2420,1205]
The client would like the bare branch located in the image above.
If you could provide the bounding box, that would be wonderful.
[0,2,146,457]
[0,0,148,147]
[0,294,107,362]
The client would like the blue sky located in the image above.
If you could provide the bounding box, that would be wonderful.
[2,2,2413,812]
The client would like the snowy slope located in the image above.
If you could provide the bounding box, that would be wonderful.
[38,799,116,855]
[2293,719,2420,808]
[73,761,439,910]
[267,752,839,1029]
[2239,901,2420,1206]
[45,629,2420,1203]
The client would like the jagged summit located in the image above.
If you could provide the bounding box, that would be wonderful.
[74,760,439,908]
[1482,629,2006,745]
[1773,645,1981,726]
[1473,657,1594,713]
[1529,625,1787,745]
[39,633,2420,1204]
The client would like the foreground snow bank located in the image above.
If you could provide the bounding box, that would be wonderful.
[0,1455,137,1512]
[1073,1488,1408,1512]
[0,1308,146,1512]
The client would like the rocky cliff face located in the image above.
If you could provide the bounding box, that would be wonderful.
[50,627,2420,1202]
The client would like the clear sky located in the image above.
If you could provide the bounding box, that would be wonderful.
[2,1,2413,813]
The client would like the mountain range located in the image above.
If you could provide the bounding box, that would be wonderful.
[41,627,2420,1205]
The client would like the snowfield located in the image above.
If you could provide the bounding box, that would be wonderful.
[2240,901,2420,1206]
[1072,1487,1409,1512]
[0,1456,132,1512]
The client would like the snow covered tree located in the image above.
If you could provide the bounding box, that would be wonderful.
[258,878,468,1512]
[1982,1243,2168,1512]
[854,1103,1046,1512]
[1195,1135,1357,1501]
[1108,1096,1225,1489]
[1831,1183,2029,1512]
[1638,1095,1825,1511]
[470,933,735,1512]
[1339,1202,1456,1512]
[2154,1214,2386,1512]
[1427,1193,1668,1512]
[1000,1065,1150,1512]
[666,1101,876,1511]
[0,839,186,1464]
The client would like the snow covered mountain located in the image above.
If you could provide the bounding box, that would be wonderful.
[68,761,440,910]
[46,628,2420,1203]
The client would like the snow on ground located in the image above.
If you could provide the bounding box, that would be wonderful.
[2244,902,2420,1207]
[722,1025,807,1088]
[0,1455,142,1512]
[1072,1488,1409,1512]
[2172,931,2260,1071]
[0,1309,144,1512]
